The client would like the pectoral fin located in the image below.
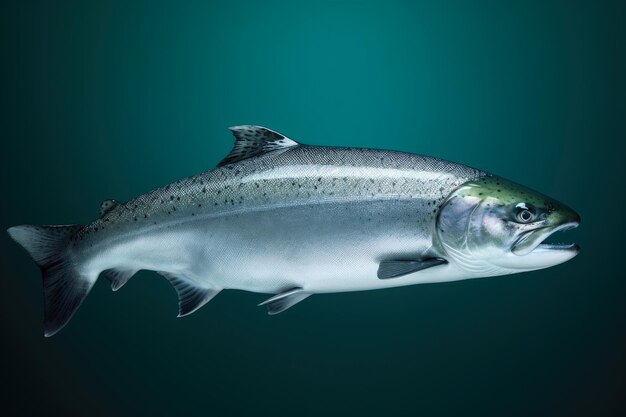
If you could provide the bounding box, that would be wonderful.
[377,258,448,279]
[258,287,311,315]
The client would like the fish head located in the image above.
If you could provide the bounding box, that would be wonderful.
[436,176,580,275]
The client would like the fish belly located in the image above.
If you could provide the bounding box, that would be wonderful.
[83,199,444,294]
[201,199,438,293]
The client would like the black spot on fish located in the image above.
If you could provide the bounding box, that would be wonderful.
[202,187,207,193]
[170,196,175,200]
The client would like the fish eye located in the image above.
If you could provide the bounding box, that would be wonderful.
[519,210,532,222]
[515,202,536,223]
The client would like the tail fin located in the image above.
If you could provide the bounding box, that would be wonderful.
[7,224,95,337]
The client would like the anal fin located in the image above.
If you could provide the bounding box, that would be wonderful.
[377,258,448,279]
[258,287,311,315]
[158,272,220,317]
[101,268,139,291]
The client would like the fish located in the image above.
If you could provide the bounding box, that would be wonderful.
[7,125,581,336]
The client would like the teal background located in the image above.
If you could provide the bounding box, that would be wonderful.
[1,1,624,416]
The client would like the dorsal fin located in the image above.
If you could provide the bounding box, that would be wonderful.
[99,199,121,217]
[217,125,300,167]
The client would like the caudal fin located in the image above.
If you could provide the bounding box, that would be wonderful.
[7,224,95,337]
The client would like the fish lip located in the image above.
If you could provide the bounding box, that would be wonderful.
[512,221,580,256]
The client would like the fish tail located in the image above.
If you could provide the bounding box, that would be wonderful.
[7,224,95,337]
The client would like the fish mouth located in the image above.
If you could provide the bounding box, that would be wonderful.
[512,221,580,256]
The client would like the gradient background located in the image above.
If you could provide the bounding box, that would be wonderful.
[1,1,624,416]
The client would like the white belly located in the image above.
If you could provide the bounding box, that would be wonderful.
[81,200,472,294]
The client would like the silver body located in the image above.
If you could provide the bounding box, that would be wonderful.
[76,145,484,294]
[8,125,580,335]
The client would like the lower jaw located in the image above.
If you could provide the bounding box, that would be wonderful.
[513,222,580,256]
[535,242,579,251]
[492,244,580,270]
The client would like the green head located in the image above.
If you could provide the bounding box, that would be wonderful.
[436,176,580,275]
